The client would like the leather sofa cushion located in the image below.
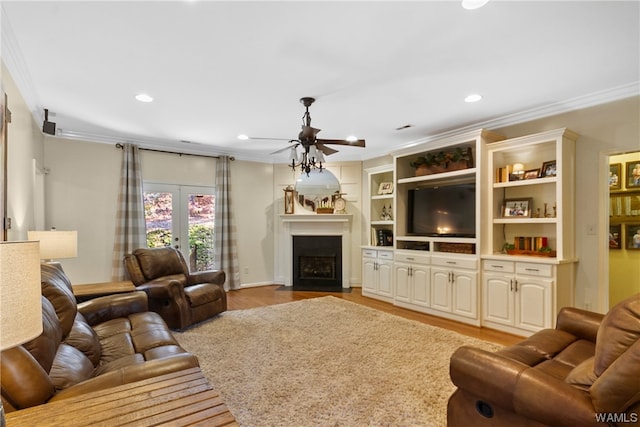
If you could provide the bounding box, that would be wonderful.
[496,329,578,367]
[591,338,640,414]
[41,264,78,336]
[23,297,63,373]
[594,295,640,375]
[134,247,185,280]
[185,283,224,307]
[49,343,95,391]
[63,316,102,366]
[94,354,145,376]
[565,356,597,390]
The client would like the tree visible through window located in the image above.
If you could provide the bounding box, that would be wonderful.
[143,187,215,272]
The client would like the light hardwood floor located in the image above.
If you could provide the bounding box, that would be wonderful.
[226,285,522,346]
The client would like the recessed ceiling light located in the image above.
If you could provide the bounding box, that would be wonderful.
[346,135,358,142]
[465,94,483,103]
[237,134,249,140]
[461,0,490,10]
[135,93,154,103]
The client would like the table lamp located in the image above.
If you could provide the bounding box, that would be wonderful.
[27,230,77,265]
[0,241,43,424]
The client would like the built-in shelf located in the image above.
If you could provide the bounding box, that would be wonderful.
[397,168,476,186]
[493,176,557,188]
[493,218,557,224]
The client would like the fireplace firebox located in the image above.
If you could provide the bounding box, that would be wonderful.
[292,235,342,291]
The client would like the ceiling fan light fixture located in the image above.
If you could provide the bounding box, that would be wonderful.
[315,148,325,163]
[288,146,299,163]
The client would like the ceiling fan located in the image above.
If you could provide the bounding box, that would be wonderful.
[265,97,366,174]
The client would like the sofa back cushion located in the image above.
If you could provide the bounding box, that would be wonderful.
[133,247,186,280]
[40,263,78,337]
[23,296,63,373]
[594,293,640,375]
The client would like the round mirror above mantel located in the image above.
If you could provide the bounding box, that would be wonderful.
[294,169,340,212]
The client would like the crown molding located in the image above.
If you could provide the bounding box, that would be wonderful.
[1,4,44,125]
[386,81,640,158]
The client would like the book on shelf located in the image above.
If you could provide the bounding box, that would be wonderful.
[371,227,393,246]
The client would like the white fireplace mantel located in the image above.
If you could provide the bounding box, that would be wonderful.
[278,214,352,288]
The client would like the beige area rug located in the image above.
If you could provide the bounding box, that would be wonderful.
[174,296,501,427]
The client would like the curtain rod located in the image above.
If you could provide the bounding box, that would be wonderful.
[115,143,234,160]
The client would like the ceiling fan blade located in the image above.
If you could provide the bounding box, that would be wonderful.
[316,144,339,156]
[269,142,300,155]
[316,138,366,148]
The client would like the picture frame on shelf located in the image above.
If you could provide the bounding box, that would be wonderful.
[625,223,640,250]
[540,160,557,177]
[609,224,621,249]
[524,168,541,180]
[626,161,640,188]
[378,182,394,195]
[503,198,533,218]
[609,163,622,190]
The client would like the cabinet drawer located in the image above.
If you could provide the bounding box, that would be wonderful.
[516,262,553,277]
[377,250,394,260]
[483,260,515,273]
[395,252,430,265]
[431,256,477,270]
[362,249,377,258]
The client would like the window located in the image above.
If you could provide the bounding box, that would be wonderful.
[143,184,215,272]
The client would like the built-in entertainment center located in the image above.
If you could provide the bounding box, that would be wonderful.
[362,128,578,336]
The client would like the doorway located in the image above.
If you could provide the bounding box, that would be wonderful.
[607,151,640,308]
[143,183,216,272]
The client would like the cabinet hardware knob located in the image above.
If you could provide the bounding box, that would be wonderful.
[491,265,503,268]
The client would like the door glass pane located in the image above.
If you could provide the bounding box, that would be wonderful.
[144,192,173,248]
[188,193,215,271]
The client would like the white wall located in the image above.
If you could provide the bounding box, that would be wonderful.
[1,60,45,241]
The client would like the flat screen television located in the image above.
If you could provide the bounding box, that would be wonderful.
[407,183,476,237]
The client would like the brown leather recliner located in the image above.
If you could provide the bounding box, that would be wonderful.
[0,263,199,412]
[124,247,227,330]
[448,293,640,427]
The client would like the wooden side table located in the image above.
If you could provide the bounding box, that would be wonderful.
[5,367,238,426]
[72,280,136,302]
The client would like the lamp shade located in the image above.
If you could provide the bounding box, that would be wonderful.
[0,241,43,350]
[27,230,78,260]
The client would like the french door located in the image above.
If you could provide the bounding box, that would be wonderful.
[143,183,216,272]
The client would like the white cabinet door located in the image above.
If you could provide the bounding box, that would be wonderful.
[394,264,411,303]
[431,267,452,313]
[378,260,394,298]
[452,270,477,318]
[483,273,514,326]
[362,257,377,293]
[516,278,553,332]
[412,265,431,308]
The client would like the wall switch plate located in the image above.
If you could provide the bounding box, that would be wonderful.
[586,224,596,235]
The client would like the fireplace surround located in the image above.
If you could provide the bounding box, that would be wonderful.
[278,214,352,290]
[292,235,342,291]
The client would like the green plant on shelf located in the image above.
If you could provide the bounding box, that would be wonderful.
[410,147,472,169]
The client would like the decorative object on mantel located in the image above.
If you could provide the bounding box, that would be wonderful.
[283,185,295,214]
[410,146,473,176]
[333,192,347,214]
[316,198,334,214]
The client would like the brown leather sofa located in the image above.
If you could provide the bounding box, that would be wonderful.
[0,263,199,412]
[448,293,640,427]
[124,247,227,330]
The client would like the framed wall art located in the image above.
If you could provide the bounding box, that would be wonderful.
[626,161,640,188]
[609,224,621,249]
[625,223,640,250]
[503,198,533,218]
[609,163,622,190]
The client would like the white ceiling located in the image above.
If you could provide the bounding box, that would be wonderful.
[2,1,638,162]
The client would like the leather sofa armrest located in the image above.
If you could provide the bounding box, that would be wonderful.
[48,353,200,402]
[187,270,225,287]
[514,368,598,427]
[77,291,148,326]
[556,307,604,343]
[137,279,185,299]
[449,346,528,411]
